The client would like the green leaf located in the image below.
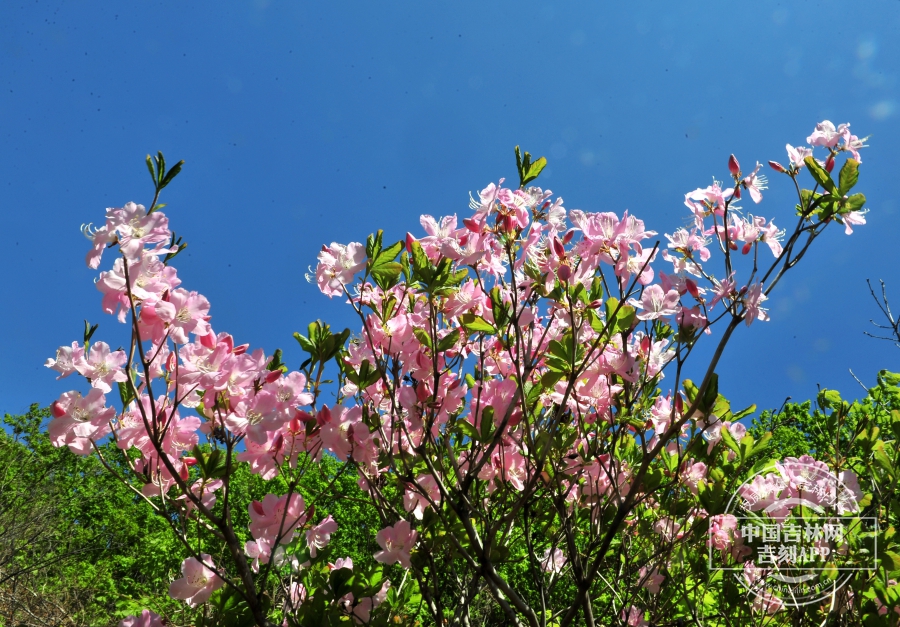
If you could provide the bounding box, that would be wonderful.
[371,262,403,291]
[366,230,384,260]
[843,193,866,211]
[457,420,479,441]
[145,154,157,186]
[480,407,495,441]
[460,313,496,334]
[293,332,314,354]
[720,427,742,458]
[515,145,548,187]
[436,328,460,353]
[410,241,431,277]
[413,327,433,349]
[522,156,547,185]
[702,374,719,413]
[159,160,184,190]
[604,297,636,335]
[804,156,836,193]
[838,158,859,195]
[818,389,843,410]
[882,550,900,573]
[733,404,757,420]
[118,381,134,408]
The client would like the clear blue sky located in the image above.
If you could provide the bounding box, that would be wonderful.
[2,1,899,418]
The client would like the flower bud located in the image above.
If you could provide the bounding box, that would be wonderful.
[685,278,699,298]
[405,232,416,253]
[562,228,576,245]
[199,331,217,349]
[233,343,250,356]
[183,456,198,466]
[52,401,67,418]
[768,160,787,173]
[733,186,741,200]
[557,264,572,282]
[825,156,835,173]
[265,369,282,384]
[728,154,741,177]
[741,242,753,255]
[463,217,481,233]
[551,236,566,258]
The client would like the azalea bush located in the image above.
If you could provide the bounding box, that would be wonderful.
[41,122,900,627]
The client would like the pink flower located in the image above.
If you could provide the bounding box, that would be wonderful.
[249,493,306,544]
[786,144,812,170]
[841,209,867,235]
[374,520,417,569]
[708,514,740,551]
[107,202,172,261]
[118,609,165,627]
[45,341,85,379]
[77,341,128,393]
[540,547,567,574]
[741,162,768,204]
[226,391,280,444]
[48,389,115,455]
[681,460,707,495]
[638,565,665,594]
[306,515,338,558]
[154,288,211,344]
[168,554,224,607]
[629,284,680,321]
[807,120,849,148]
[742,282,769,326]
[403,475,442,520]
[622,605,648,627]
[315,242,366,297]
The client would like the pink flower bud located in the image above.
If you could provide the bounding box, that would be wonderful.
[733,186,741,200]
[728,154,741,177]
[562,228,576,245]
[674,394,683,414]
[463,217,481,233]
[183,457,198,466]
[405,232,416,253]
[557,264,572,282]
[52,401,66,418]
[233,343,249,356]
[316,405,332,426]
[685,279,699,298]
[265,369,282,384]
[741,242,753,255]
[825,156,835,173]
[551,237,566,258]
[768,160,787,173]
[166,351,177,372]
[199,332,216,349]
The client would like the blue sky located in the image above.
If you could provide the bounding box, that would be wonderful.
[2,0,899,418]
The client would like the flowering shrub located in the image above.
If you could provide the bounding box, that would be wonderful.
[43,126,900,626]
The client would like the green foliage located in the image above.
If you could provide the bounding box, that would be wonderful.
[0,406,384,626]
